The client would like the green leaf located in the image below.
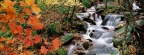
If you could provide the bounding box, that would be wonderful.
[60,34,73,44]
[0,31,3,36]
[126,32,132,43]
[32,30,37,35]
[128,25,133,32]
[111,52,116,55]
[57,48,67,55]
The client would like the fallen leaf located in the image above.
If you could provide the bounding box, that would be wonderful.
[52,38,62,49]
[7,52,17,55]
[20,1,26,7]
[40,46,48,55]
[44,40,49,45]
[3,46,12,51]
[19,14,25,24]
[24,8,31,15]
[23,37,34,48]
[24,29,32,36]
[31,23,44,30]
[33,34,42,43]
[6,38,14,44]
[25,0,34,6]
[2,26,6,33]
[0,37,6,42]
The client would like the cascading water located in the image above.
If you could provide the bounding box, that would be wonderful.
[68,5,124,55]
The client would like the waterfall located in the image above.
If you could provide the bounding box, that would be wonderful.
[68,6,123,55]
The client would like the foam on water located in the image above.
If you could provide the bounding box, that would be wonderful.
[68,5,124,55]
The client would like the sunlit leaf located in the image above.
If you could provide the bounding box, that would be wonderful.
[33,34,42,43]
[6,6,15,14]
[0,42,3,50]
[52,38,62,49]
[31,4,41,14]
[25,0,34,6]
[20,1,26,7]
[31,23,44,30]
[44,40,49,45]
[40,46,48,55]
[24,8,31,15]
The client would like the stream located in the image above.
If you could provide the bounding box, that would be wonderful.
[67,1,140,55]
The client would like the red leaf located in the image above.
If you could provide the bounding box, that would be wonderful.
[3,46,12,51]
[23,37,34,48]
[52,38,62,49]
[40,46,48,55]
[7,52,17,55]
[14,34,24,40]
[9,22,23,34]
[24,29,32,36]
[33,34,42,43]
[9,22,16,28]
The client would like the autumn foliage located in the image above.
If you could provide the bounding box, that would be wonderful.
[0,0,62,55]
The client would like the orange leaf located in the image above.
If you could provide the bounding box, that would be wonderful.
[40,46,48,55]
[23,51,31,55]
[9,14,17,22]
[24,8,31,15]
[52,38,62,49]
[6,6,15,14]
[31,23,44,30]
[25,0,34,6]
[20,1,26,7]
[23,37,34,48]
[11,26,23,34]
[19,14,25,24]
[44,40,49,45]
[7,52,17,55]
[9,22,16,28]
[0,37,6,42]
[31,4,41,14]
[24,29,32,36]
[2,26,6,33]
[6,38,14,44]
[0,14,9,23]
[28,16,40,25]
[4,0,16,7]
[0,42,3,51]
[19,51,31,55]
[33,34,42,43]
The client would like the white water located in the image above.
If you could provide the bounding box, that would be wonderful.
[132,2,141,11]
[68,5,123,55]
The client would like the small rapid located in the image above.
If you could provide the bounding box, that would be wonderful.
[68,5,124,55]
